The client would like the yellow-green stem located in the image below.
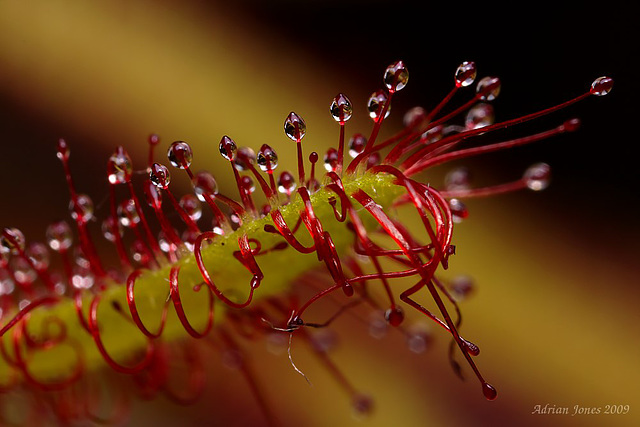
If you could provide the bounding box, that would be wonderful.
[0,172,405,383]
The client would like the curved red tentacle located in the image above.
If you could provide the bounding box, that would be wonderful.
[10,319,84,391]
[126,269,170,339]
[0,297,60,338]
[168,265,215,339]
[237,234,264,290]
[269,209,315,254]
[194,231,255,309]
[87,294,155,374]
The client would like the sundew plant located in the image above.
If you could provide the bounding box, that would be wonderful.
[0,58,613,425]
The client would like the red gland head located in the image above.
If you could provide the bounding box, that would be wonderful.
[233,147,256,171]
[384,306,405,327]
[523,163,551,191]
[323,148,339,172]
[284,112,306,142]
[149,163,171,189]
[476,76,501,101]
[348,133,366,158]
[1,227,26,257]
[219,135,238,161]
[56,138,70,162]
[257,144,279,172]
[167,141,193,169]
[107,146,133,185]
[277,171,296,195]
[330,93,353,124]
[367,90,390,122]
[455,61,477,87]
[192,171,218,202]
[383,60,409,93]
[45,221,73,252]
[590,76,614,96]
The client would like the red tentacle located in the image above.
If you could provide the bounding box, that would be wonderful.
[87,294,155,374]
[194,231,255,309]
[126,269,170,339]
[168,266,215,338]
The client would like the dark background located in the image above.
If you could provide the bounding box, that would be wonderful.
[2,0,637,232]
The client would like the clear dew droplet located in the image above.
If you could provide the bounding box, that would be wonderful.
[212,218,225,236]
[1,228,26,256]
[383,60,409,93]
[167,141,193,169]
[367,152,381,168]
[590,76,613,96]
[323,148,339,172]
[277,171,297,195]
[348,133,367,158]
[117,199,140,227]
[149,163,171,189]
[101,217,122,242]
[11,257,36,285]
[257,144,279,172]
[0,269,15,296]
[284,112,306,142]
[144,180,163,209]
[148,133,161,146]
[420,124,444,144]
[181,228,199,252]
[219,135,238,161]
[1,248,9,268]
[192,171,218,202]
[46,221,73,252]
[330,93,353,123]
[465,103,495,130]
[368,314,388,339]
[455,61,477,87]
[444,167,472,192]
[449,198,469,223]
[450,275,474,301]
[234,147,256,171]
[476,76,501,101]
[523,163,551,191]
[367,90,390,121]
[26,242,50,270]
[71,265,95,290]
[309,329,338,354]
[107,146,133,185]
[406,323,432,354]
[158,231,177,254]
[52,274,66,295]
[131,240,150,265]
[57,138,70,161]
[74,247,90,269]
[266,332,289,355]
[241,175,256,194]
[179,194,202,221]
[403,106,426,128]
[69,194,95,223]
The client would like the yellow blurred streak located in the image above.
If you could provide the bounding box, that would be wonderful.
[441,196,640,426]
[0,0,369,182]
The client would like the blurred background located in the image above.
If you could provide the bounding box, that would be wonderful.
[0,0,638,426]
